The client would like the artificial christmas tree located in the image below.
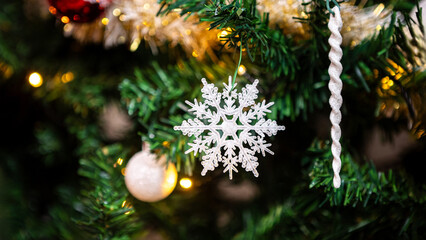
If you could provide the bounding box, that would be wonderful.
[0,0,425,239]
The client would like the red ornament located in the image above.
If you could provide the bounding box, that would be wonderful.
[48,0,107,23]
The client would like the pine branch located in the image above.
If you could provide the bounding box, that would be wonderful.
[159,0,297,78]
[74,145,142,239]
[306,140,426,207]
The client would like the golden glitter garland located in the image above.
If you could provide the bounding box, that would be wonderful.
[53,0,403,54]
[339,3,391,47]
[256,0,310,40]
[62,0,219,59]
[257,0,392,46]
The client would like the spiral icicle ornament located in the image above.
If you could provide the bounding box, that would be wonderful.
[328,6,343,188]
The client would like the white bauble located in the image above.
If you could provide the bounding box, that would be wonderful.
[125,150,177,202]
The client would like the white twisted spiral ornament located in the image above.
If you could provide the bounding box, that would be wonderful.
[328,6,343,188]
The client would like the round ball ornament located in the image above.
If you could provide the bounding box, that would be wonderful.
[125,149,177,202]
[48,0,109,23]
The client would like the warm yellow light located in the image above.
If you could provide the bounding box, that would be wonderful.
[395,73,402,80]
[238,65,246,75]
[376,25,382,31]
[162,141,170,148]
[192,51,199,58]
[61,72,74,83]
[61,16,70,24]
[49,6,57,14]
[63,23,72,32]
[373,3,385,16]
[373,69,379,78]
[381,76,391,90]
[28,72,43,88]
[394,102,400,109]
[116,158,124,166]
[387,59,398,68]
[387,67,396,76]
[119,14,126,21]
[121,200,127,208]
[0,62,13,78]
[101,17,109,25]
[381,76,389,84]
[180,178,192,189]
[112,8,121,17]
[130,38,141,52]
[217,30,228,39]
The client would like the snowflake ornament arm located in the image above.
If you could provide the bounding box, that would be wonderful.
[174,77,285,179]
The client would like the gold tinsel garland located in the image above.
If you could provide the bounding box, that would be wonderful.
[58,0,393,56]
[256,0,392,46]
[63,0,219,59]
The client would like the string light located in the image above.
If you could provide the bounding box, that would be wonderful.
[112,8,121,17]
[49,6,57,14]
[217,30,228,39]
[381,76,393,90]
[63,23,72,33]
[61,16,70,24]
[179,178,192,189]
[119,15,126,21]
[237,65,246,75]
[162,141,170,148]
[373,3,385,16]
[0,61,13,78]
[28,72,43,88]
[101,18,109,25]
[130,38,141,52]
[116,158,124,166]
[61,72,74,83]
[394,102,400,109]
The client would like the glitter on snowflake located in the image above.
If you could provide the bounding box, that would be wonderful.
[174,77,285,179]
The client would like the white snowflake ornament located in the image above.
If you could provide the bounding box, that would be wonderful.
[174,77,285,179]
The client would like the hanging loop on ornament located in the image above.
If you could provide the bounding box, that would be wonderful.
[326,0,340,16]
[232,44,243,89]
[142,141,149,151]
